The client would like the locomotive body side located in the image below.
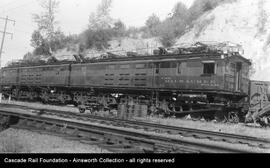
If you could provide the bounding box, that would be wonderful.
[0,50,253,121]
[18,64,70,87]
[152,57,225,92]
[69,54,250,95]
[0,67,19,87]
[70,60,154,89]
[0,64,71,102]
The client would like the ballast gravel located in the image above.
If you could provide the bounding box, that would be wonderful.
[0,128,109,153]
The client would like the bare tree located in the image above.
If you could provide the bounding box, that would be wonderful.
[79,0,115,51]
[33,0,59,40]
[155,2,188,47]
[89,0,113,30]
[145,14,161,36]
[31,0,60,55]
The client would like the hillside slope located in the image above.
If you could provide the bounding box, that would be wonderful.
[53,37,161,60]
[53,0,270,81]
[176,0,270,80]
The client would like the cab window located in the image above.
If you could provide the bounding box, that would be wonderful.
[203,63,215,75]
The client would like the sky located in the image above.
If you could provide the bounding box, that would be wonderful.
[0,0,194,67]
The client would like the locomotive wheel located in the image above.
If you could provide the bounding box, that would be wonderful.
[79,107,86,113]
[41,99,48,104]
[214,111,226,122]
[190,114,202,121]
[228,111,239,123]
[73,102,79,107]
[257,117,270,127]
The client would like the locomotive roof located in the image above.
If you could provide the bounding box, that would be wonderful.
[2,52,251,69]
[3,41,252,69]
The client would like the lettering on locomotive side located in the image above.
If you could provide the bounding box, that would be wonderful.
[162,78,220,87]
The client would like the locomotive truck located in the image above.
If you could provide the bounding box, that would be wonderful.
[0,42,269,125]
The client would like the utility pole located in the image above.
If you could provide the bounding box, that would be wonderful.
[0,16,15,103]
[0,16,15,67]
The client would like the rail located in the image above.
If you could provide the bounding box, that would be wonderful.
[0,109,256,153]
[0,103,269,152]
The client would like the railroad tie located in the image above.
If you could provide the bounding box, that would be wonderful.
[108,148,144,153]
[35,122,46,129]
[70,128,79,136]
[80,139,104,145]
[45,124,57,131]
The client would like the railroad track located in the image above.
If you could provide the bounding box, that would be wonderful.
[0,108,258,153]
[0,103,270,151]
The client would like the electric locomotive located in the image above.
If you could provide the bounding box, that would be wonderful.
[0,42,255,122]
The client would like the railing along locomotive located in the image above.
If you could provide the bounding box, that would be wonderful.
[0,42,265,123]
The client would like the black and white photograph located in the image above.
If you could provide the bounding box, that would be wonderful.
[0,0,269,165]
